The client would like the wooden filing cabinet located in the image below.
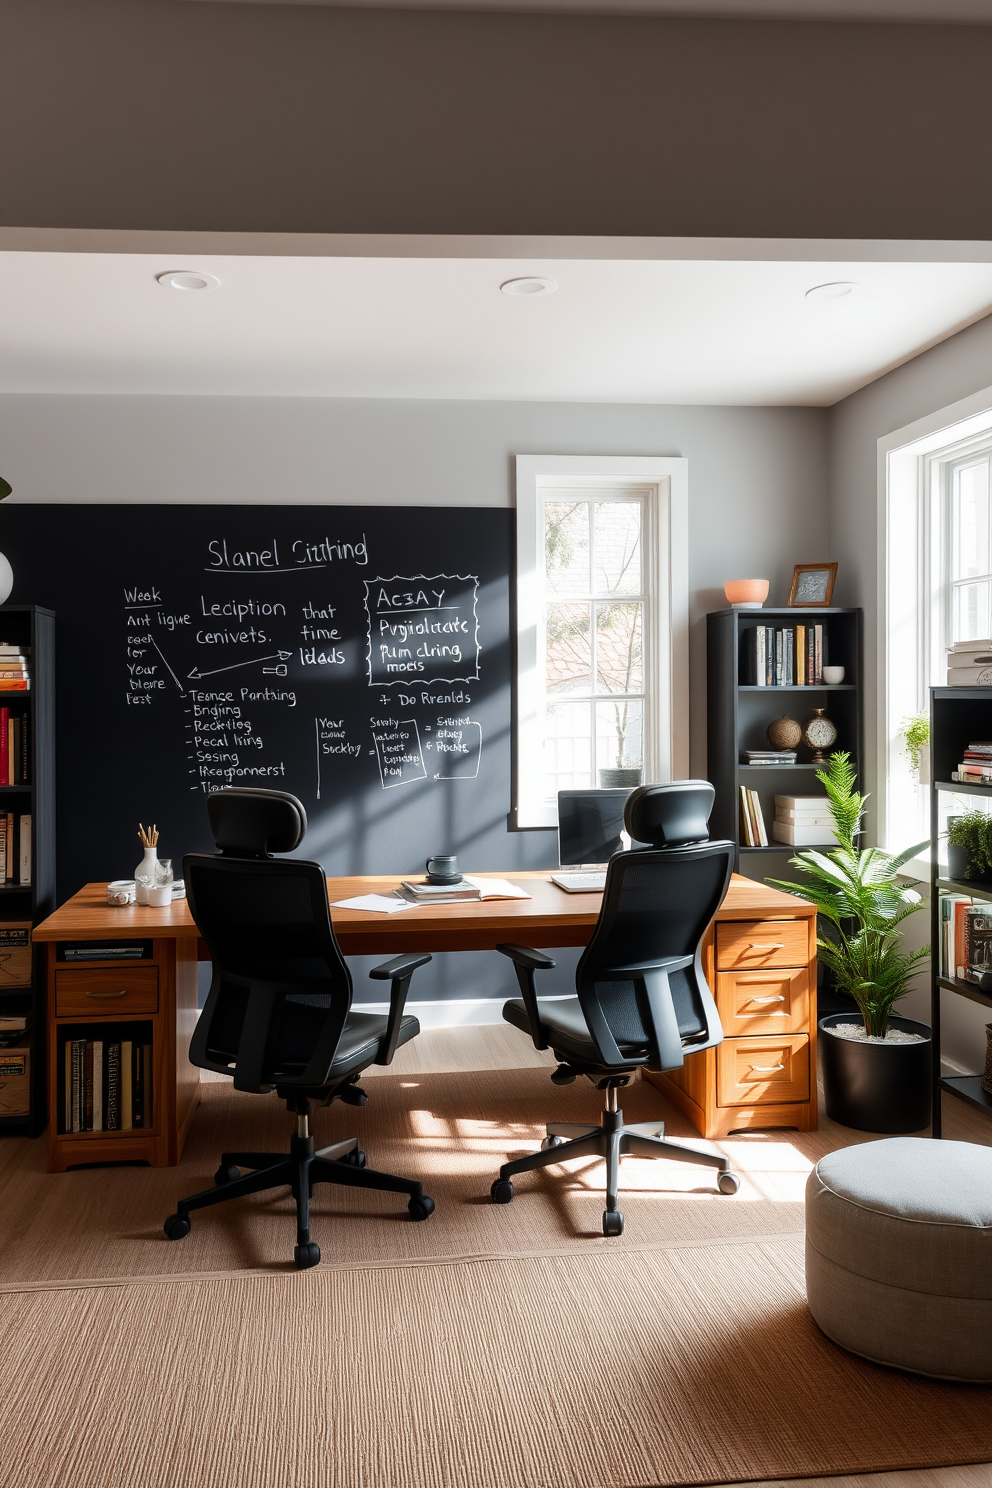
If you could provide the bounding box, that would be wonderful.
[45,936,200,1172]
[644,885,818,1138]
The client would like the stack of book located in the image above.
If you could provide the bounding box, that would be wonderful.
[940,897,992,981]
[952,740,992,783]
[0,704,29,785]
[0,1011,28,1048]
[770,795,839,846]
[738,787,769,845]
[0,814,30,885]
[0,644,30,693]
[741,749,798,766]
[741,624,826,686]
[63,1036,153,1133]
[946,640,992,687]
[395,876,531,904]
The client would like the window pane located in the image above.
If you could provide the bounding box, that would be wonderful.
[594,501,641,595]
[545,603,592,693]
[596,699,643,773]
[545,502,590,597]
[595,602,642,693]
[953,461,991,581]
[545,701,594,797]
[953,581,992,644]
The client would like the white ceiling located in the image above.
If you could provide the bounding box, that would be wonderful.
[189,0,992,18]
[3,252,992,406]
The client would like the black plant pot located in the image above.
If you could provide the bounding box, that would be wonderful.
[946,840,992,887]
[818,1012,932,1133]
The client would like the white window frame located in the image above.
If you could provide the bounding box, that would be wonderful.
[515,454,689,828]
[879,385,992,859]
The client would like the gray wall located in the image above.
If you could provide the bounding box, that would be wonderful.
[6,0,992,239]
[0,390,827,1006]
[829,313,992,1069]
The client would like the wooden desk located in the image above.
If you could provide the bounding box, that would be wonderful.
[34,872,816,1169]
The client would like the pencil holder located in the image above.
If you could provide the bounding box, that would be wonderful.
[134,846,158,906]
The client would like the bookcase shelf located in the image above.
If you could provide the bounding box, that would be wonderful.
[706,607,864,882]
[930,686,992,1137]
[0,607,54,1139]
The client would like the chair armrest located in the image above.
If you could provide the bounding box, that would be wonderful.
[368,952,433,981]
[368,952,433,1065]
[496,943,556,971]
[495,943,554,1051]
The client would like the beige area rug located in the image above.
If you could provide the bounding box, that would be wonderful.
[0,1067,852,1286]
[2,1241,991,1488]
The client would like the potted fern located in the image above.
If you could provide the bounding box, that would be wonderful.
[768,752,932,1132]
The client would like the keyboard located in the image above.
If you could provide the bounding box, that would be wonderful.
[550,870,607,893]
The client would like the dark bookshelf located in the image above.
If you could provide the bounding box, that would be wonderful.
[929,685,992,1137]
[706,607,864,883]
[0,607,55,1140]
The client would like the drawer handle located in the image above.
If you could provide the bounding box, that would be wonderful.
[746,942,784,950]
[748,995,785,1005]
[750,1063,785,1072]
[85,989,128,999]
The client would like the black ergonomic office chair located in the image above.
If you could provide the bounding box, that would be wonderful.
[492,781,739,1236]
[163,787,435,1269]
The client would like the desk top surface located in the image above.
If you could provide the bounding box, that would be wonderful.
[32,870,814,950]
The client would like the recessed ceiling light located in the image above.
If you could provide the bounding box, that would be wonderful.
[500,276,558,297]
[156,270,219,292]
[805,281,857,302]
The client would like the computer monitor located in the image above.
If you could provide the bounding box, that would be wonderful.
[557,788,632,869]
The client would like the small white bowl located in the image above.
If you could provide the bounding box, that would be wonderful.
[107,879,136,906]
[822,665,846,684]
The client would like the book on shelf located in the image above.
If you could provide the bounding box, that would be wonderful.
[741,750,797,765]
[0,814,31,884]
[63,1036,152,1134]
[738,786,768,846]
[773,795,833,823]
[741,624,826,687]
[0,920,32,985]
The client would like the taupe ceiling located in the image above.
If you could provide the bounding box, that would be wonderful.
[187,0,992,19]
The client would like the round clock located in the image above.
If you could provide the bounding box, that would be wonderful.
[802,707,838,764]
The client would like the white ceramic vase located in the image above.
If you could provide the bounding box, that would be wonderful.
[134,846,158,905]
[0,554,14,607]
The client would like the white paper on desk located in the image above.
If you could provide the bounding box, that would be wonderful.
[332,894,413,914]
[462,876,532,900]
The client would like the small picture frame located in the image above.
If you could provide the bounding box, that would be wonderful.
[788,562,837,608]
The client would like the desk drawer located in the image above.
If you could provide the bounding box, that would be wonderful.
[716,969,809,1036]
[55,966,159,1017]
[717,1034,809,1106]
[716,919,807,971]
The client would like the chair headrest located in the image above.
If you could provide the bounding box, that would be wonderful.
[206,788,307,857]
[624,781,714,848]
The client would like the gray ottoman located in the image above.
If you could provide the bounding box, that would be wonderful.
[806,1137,992,1381]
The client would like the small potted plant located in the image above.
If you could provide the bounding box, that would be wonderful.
[901,713,930,784]
[768,752,931,1132]
[946,809,992,885]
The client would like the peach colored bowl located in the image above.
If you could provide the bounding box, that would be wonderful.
[724,579,769,608]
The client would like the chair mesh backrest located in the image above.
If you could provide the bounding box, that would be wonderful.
[185,853,352,1078]
[576,844,734,1050]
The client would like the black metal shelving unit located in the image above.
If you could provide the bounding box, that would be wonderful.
[706,607,864,883]
[0,606,54,1141]
[929,685,992,1137]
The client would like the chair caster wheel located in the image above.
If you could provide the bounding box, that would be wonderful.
[294,1242,321,1269]
[603,1210,624,1237]
[214,1163,240,1186]
[342,1149,367,1168]
[717,1171,741,1195]
[164,1214,190,1241]
[408,1194,435,1221]
[541,1135,565,1151]
[491,1179,514,1204]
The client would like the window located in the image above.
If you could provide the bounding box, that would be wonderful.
[515,456,689,828]
[880,391,992,853]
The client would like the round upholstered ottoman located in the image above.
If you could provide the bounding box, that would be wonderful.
[806,1137,992,1381]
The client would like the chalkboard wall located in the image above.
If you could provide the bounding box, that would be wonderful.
[0,508,565,948]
